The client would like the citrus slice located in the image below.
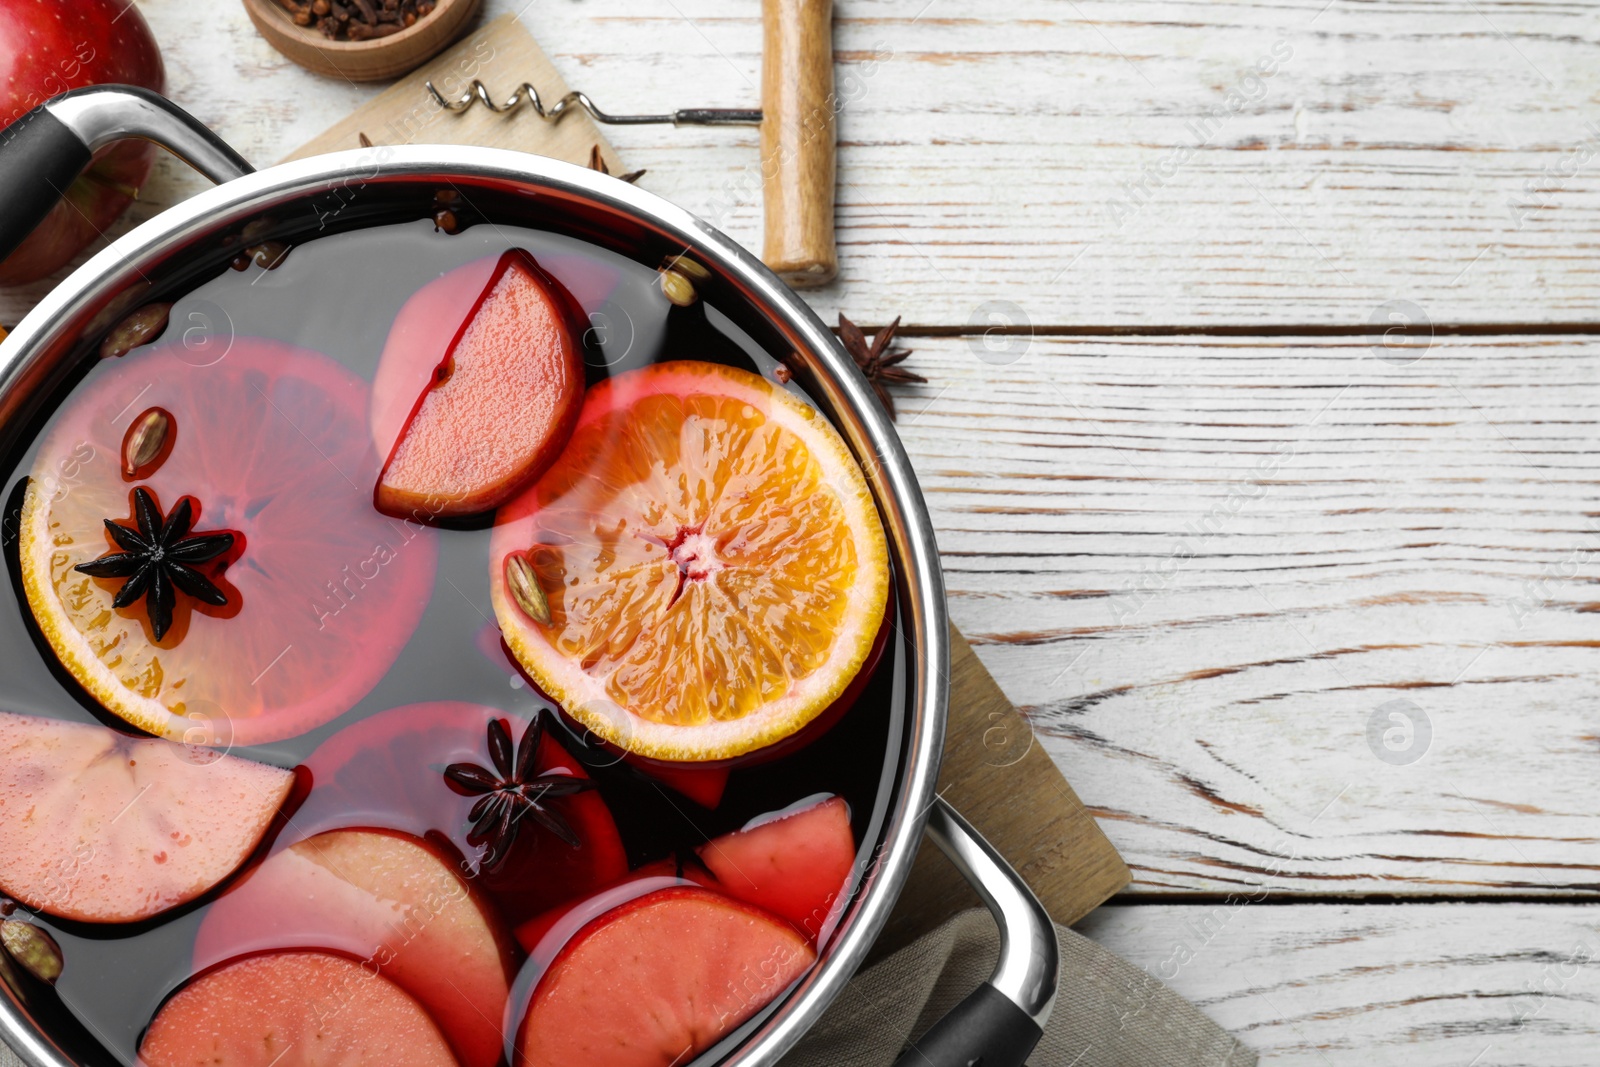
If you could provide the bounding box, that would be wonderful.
[489,361,889,762]
[19,337,438,746]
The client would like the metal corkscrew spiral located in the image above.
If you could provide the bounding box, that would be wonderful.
[424,79,763,128]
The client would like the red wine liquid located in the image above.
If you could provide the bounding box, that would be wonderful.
[0,210,909,1066]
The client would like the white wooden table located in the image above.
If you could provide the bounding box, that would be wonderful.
[7,1,1600,1062]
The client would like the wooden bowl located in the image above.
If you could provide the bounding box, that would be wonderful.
[242,0,482,83]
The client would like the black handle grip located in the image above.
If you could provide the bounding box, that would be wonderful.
[891,981,1044,1067]
[0,105,93,265]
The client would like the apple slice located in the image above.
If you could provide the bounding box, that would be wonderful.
[697,795,856,940]
[194,829,512,1067]
[517,886,815,1067]
[294,702,627,930]
[373,249,586,519]
[513,796,857,955]
[140,952,458,1067]
[0,711,292,923]
[628,761,730,809]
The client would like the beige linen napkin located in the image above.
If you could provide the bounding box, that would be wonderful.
[0,911,1252,1066]
[783,909,1257,1067]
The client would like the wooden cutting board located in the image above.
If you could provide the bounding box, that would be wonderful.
[290,13,1130,950]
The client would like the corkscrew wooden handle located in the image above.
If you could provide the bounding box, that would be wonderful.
[760,0,837,288]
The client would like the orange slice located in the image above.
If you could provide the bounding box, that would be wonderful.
[489,361,889,762]
[18,338,437,746]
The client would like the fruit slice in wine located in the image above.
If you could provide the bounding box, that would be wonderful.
[373,249,586,518]
[489,361,889,763]
[295,702,627,927]
[512,795,856,954]
[517,885,815,1067]
[697,795,855,940]
[19,337,436,746]
[0,711,291,923]
[194,829,512,1067]
[139,952,458,1067]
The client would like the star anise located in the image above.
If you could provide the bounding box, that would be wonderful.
[444,713,597,874]
[588,143,646,185]
[838,314,925,421]
[74,487,234,642]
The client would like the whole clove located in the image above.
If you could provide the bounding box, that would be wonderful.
[587,143,646,185]
[299,0,433,40]
[347,21,402,39]
[431,188,463,234]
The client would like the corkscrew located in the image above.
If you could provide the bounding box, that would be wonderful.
[425,81,762,129]
[426,0,839,288]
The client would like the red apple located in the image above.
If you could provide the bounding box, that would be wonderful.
[0,0,165,285]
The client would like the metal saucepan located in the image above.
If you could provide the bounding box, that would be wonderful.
[0,85,1057,1067]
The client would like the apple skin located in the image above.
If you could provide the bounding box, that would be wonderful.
[0,0,165,285]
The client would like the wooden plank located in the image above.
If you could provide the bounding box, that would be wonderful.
[887,333,1600,896]
[9,0,1600,327]
[507,0,1600,328]
[1076,903,1600,1065]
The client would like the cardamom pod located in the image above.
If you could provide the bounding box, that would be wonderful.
[0,921,62,985]
[240,217,277,243]
[663,254,711,284]
[506,553,551,625]
[0,950,21,1000]
[659,268,698,308]
[122,407,171,477]
[99,302,173,360]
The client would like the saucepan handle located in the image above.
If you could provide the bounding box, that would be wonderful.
[0,85,253,264]
[891,797,1059,1067]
